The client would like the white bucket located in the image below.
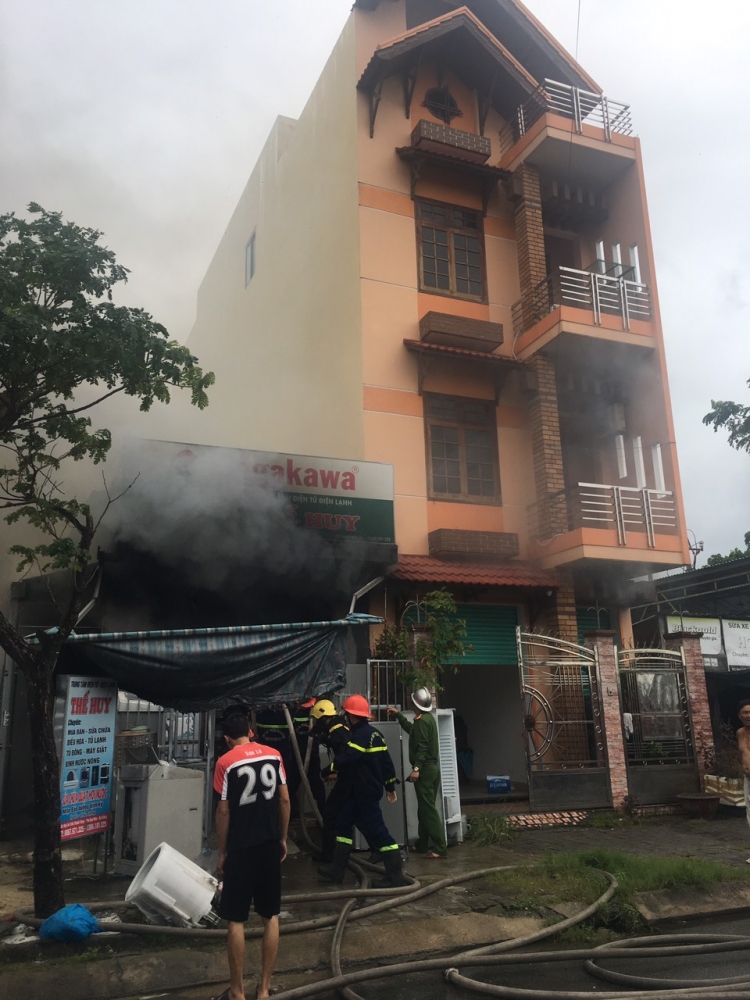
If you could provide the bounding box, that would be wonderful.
[125,841,218,927]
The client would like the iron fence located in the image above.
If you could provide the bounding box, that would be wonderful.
[529,482,677,548]
[618,648,694,767]
[499,78,633,154]
[512,266,652,338]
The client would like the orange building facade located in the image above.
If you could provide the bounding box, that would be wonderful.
[183,1,702,808]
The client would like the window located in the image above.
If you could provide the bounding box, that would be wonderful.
[425,394,500,503]
[422,87,462,124]
[652,443,666,494]
[615,434,628,479]
[632,436,646,489]
[245,231,256,286]
[611,243,622,277]
[629,244,642,284]
[417,200,485,300]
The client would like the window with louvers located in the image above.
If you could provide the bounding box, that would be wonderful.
[417,200,485,301]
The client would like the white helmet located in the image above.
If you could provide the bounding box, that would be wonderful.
[411,687,433,712]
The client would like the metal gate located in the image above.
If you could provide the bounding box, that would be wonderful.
[517,629,610,810]
[617,648,699,804]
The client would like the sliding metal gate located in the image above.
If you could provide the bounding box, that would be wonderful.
[517,629,611,811]
[617,648,699,804]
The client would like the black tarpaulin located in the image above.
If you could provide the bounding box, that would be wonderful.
[51,614,382,711]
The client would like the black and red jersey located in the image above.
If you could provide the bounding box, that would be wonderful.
[213,742,287,850]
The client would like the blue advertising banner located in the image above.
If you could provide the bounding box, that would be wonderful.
[60,677,117,841]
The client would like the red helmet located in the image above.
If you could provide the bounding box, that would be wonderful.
[300,698,317,709]
[342,694,372,719]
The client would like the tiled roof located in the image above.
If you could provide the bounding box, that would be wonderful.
[403,339,522,365]
[389,554,559,589]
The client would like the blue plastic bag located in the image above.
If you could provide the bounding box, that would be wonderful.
[39,903,100,942]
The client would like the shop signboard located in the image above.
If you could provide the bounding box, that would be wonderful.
[665,616,723,659]
[724,620,750,670]
[59,677,117,841]
[121,439,396,545]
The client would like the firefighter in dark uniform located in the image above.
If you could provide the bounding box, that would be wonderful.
[309,699,353,862]
[293,698,326,814]
[318,695,409,888]
[255,700,324,818]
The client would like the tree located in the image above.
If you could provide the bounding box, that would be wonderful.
[401,589,472,691]
[0,204,214,916]
[706,531,750,567]
[703,379,750,455]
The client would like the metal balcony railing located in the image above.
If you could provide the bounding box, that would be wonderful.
[512,265,652,338]
[529,482,677,549]
[499,78,633,155]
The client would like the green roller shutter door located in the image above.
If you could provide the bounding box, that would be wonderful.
[455,604,519,665]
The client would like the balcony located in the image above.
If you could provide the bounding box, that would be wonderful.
[500,79,633,156]
[512,265,653,354]
[528,482,682,568]
[410,120,491,164]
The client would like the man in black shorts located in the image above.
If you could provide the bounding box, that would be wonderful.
[214,713,291,1000]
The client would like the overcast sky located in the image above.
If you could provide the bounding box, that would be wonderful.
[1,0,748,564]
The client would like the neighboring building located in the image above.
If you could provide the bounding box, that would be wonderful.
[633,557,750,731]
[171,0,701,810]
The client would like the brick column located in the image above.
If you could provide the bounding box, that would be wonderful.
[584,630,629,811]
[665,631,713,780]
[513,163,547,318]
[533,568,578,643]
[528,354,567,540]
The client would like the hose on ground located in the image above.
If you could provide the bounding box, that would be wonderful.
[17,861,750,999]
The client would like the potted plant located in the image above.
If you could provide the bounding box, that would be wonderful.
[700,724,745,807]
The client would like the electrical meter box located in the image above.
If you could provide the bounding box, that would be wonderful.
[114,762,205,875]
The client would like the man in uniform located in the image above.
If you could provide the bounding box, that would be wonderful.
[318,694,408,888]
[388,687,447,859]
[214,713,290,1000]
[309,699,353,862]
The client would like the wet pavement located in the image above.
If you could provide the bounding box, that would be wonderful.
[6,812,750,999]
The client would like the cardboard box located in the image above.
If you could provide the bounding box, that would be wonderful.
[487,775,511,795]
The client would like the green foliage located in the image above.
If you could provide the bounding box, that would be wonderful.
[489,849,750,935]
[706,531,750,567]
[0,203,214,573]
[401,588,472,689]
[468,813,516,846]
[704,381,750,455]
[372,622,411,660]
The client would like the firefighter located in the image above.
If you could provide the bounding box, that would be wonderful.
[255,700,320,818]
[293,698,326,814]
[309,699,355,862]
[317,694,409,888]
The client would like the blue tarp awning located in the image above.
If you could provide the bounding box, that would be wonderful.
[51,614,382,711]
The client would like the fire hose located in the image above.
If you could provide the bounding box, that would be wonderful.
[16,710,750,997]
[18,863,750,998]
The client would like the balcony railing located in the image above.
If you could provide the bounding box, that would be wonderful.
[529,482,677,549]
[512,265,652,339]
[499,78,633,155]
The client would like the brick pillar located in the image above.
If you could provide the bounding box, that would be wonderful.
[665,631,713,780]
[513,163,547,299]
[534,568,578,643]
[528,354,567,540]
[584,630,629,811]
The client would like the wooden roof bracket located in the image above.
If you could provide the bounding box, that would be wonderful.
[406,155,424,200]
[478,70,498,137]
[416,353,431,396]
[402,51,423,120]
[368,78,384,138]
